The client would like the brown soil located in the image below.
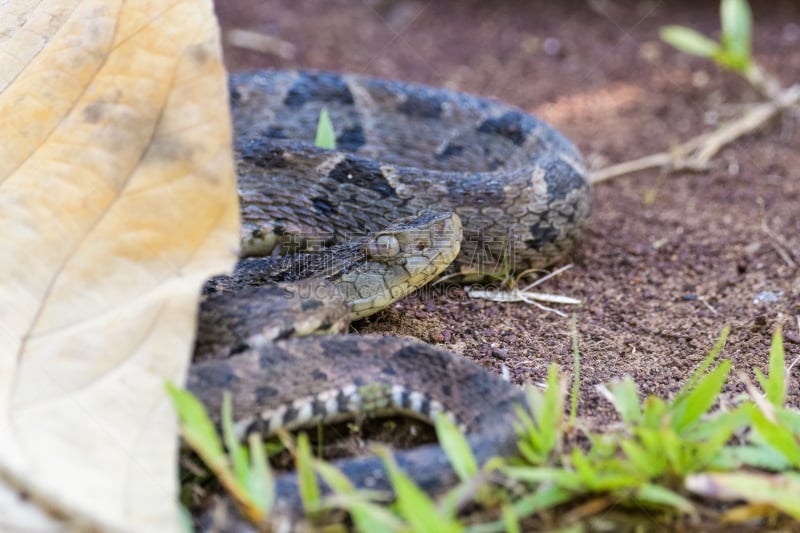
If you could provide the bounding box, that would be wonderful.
[214,0,800,525]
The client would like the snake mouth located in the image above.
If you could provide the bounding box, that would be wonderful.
[343,210,462,319]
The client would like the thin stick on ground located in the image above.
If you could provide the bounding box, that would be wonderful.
[465,264,581,317]
[591,83,800,184]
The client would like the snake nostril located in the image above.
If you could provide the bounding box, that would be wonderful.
[417,241,428,250]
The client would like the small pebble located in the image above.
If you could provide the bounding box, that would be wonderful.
[543,37,562,56]
[491,348,509,360]
[752,290,783,305]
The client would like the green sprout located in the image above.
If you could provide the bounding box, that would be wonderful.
[315,107,337,149]
[660,0,765,87]
[172,326,800,528]
[167,385,274,525]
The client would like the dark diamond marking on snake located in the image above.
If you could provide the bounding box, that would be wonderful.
[381,365,397,376]
[284,72,354,107]
[311,397,325,418]
[449,174,506,207]
[275,327,296,340]
[395,345,424,361]
[300,298,324,313]
[399,390,411,410]
[238,141,289,169]
[191,365,239,388]
[283,405,299,425]
[478,111,533,146]
[338,125,366,152]
[255,385,279,404]
[398,90,446,119]
[525,221,560,249]
[230,342,250,356]
[244,420,261,436]
[487,158,503,171]
[263,125,286,139]
[228,80,241,104]
[435,143,463,160]
[311,369,328,381]
[311,195,337,218]
[336,389,349,413]
[419,395,431,417]
[328,157,398,199]
[441,384,452,397]
[542,157,588,202]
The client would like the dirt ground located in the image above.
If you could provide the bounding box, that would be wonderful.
[216,0,799,424]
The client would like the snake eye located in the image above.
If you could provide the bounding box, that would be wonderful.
[366,234,400,258]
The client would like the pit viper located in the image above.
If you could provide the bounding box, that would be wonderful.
[187,70,590,529]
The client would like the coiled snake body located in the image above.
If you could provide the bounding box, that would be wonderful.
[187,70,590,528]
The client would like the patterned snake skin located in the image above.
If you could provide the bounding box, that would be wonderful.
[187,70,591,529]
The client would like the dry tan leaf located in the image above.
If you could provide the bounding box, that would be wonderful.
[0,1,239,531]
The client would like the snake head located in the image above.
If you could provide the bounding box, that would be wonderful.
[345,210,462,318]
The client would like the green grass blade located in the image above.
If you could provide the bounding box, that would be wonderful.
[246,433,275,514]
[178,504,194,533]
[671,359,731,433]
[296,433,322,514]
[167,382,225,461]
[605,377,642,425]
[314,460,405,532]
[620,438,663,478]
[516,367,565,465]
[509,484,573,519]
[676,326,729,400]
[376,447,461,533]
[633,483,696,514]
[717,444,793,471]
[436,413,478,481]
[720,0,752,68]
[749,405,800,469]
[570,448,598,487]
[501,504,521,533]
[168,383,264,523]
[503,466,583,491]
[765,326,786,406]
[660,26,721,58]
[315,107,336,149]
[221,392,249,484]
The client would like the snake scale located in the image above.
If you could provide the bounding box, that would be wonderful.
[187,70,591,529]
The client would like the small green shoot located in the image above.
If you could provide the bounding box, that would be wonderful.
[167,384,274,524]
[175,326,800,528]
[314,459,405,532]
[505,326,741,518]
[755,324,785,407]
[295,432,323,516]
[514,364,567,466]
[377,447,463,533]
[435,413,478,482]
[315,107,337,149]
[661,0,762,83]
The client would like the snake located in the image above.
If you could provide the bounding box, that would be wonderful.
[186,70,591,529]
